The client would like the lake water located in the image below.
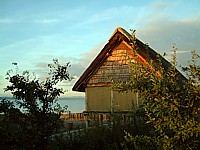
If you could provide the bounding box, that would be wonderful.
[57,97,85,113]
[0,96,85,113]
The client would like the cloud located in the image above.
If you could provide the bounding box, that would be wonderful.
[0,17,61,24]
[31,56,86,96]
[137,18,200,52]
[169,50,191,54]
[0,18,21,24]
[32,55,83,79]
[0,17,60,24]
[34,19,60,23]
[149,1,178,13]
[138,19,200,66]
[0,34,77,60]
[0,3,86,26]
[31,42,106,81]
[79,42,105,67]
[0,75,4,84]
[128,1,200,66]
[75,5,138,28]
[35,62,48,68]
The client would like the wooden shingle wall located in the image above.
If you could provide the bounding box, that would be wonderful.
[88,41,133,86]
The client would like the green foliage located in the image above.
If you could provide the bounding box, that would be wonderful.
[0,59,71,149]
[46,108,156,150]
[144,50,200,150]
[113,30,200,150]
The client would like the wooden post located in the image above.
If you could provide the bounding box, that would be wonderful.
[100,114,103,126]
[85,114,89,129]
[111,90,114,113]
[85,88,89,129]
[85,88,88,112]
[136,92,139,108]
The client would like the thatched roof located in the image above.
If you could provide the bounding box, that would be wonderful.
[72,27,187,92]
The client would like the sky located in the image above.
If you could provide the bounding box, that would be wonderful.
[0,0,200,97]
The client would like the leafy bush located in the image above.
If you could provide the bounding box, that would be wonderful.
[0,59,70,149]
[113,30,200,150]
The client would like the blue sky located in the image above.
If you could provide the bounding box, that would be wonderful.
[0,0,200,97]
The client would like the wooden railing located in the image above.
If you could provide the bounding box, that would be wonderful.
[60,113,109,121]
[60,113,85,121]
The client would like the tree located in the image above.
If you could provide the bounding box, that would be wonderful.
[0,59,71,149]
[113,30,200,149]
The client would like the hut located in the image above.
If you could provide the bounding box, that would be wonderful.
[72,27,186,123]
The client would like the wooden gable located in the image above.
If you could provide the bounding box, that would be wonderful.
[88,41,132,86]
[72,27,187,92]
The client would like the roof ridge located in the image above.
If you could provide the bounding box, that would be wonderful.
[108,27,132,41]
